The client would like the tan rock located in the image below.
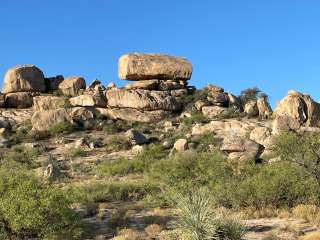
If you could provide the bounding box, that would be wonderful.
[68,107,95,122]
[194,100,211,111]
[158,80,186,91]
[124,80,158,90]
[96,108,168,123]
[202,106,229,119]
[173,138,188,152]
[249,126,272,148]
[33,96,67,111]
[205,84,224,93]
[0,108,33,125]
[244,100,258,117]
[227,93,242,111]
[106,89,180,111]
[2,65,45,93]
[171,89,188,97]
[31,108,73,131]
[44,75,64,92]
[118,53,192,81]
[125,129,148,145]
[70,92,107,107]
[58,76,86,96]
[0,94,5,108]
[257,97,272,119]
[5,92,33,108]
[207,92,229,106]
[273,90,320,129]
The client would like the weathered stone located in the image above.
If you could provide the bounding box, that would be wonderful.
[0,108,33,125]
[58,76,86,97]
[33,96,67,111]
[44,75,64,92]
[158,80,186,91]
[173,138,188,152]
[5,92,33,108]
[70,91,107,107]
[257,97,272,119]
[126,129,148,145]
[170,89,188,97]
[96,108,168,123]
[0,94,5,108]
[132,145,144,154]
[249,126,272,148]
[272,115,301,135]
[2,65,45,93]
[227,93,242,111]
[87,79,102,89]
[0,117,10,130]
[106,89,181,111]
[194,100,211,111]
[244,100,258,117]
[207,92,229,106]
[206,84,224,93]
[220,137,262,162]
[202,106,229,119]
[118,53,192,81]
[68,107,95,122]
[31,108,73,131]
[273,90,320,130]
[124,80,159,90]
[107,82,116,89]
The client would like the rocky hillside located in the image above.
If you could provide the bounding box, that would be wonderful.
[1,53,320,239]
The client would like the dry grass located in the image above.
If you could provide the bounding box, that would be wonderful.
[299,232,320,240]
[112,228,145,240]
[292,205,320,226]
[240,207,282,219]
[145,224,163,238]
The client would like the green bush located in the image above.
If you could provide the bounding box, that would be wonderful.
[48,122,76,136]
[0,163,81,239]
[105,135,131,152]
[97,144,167,177]
[1,145,40,168]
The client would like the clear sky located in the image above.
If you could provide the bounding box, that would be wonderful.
[1,0,320,106]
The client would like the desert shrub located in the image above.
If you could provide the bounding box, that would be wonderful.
[214,162,318,208]
[1,145,40,168]
[68,148,87,158]
[292,204,320,226]
[48,121,77,136]
[181,110,209,127]
[180,89,208,111]
[215,211,247,240]
[68,181,159,204]
[105,135,131,152]
[272,131,320,191]
[0,163,81,239]
[190,133,222,151]
[97,145,167,177]
[148,151,231,190]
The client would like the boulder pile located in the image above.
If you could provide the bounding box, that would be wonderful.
[101,53,193,122]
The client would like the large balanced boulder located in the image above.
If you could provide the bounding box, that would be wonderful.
[58,77,86,96]
[33,96,67,111]
[106,89,181,111]
[31,108,73,131]
[5,92,33,108]
[2,65,45,93]
[273,90,320,133]
[118,53,192,81]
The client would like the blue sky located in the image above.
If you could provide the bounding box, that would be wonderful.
[1,0,320,106]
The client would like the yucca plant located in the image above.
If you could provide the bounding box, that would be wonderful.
[171,188,218,240]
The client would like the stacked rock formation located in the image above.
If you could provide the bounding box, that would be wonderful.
[102,53,193,122]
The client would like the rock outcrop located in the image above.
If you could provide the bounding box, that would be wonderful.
[5,92,34,108]
[2,65,45,94]
[58,76,86,97]
[273,90,320,134]
[33,96,67,111]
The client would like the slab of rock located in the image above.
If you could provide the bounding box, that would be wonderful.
[31,108,73,131]
[58,76,86,96]
[205,84,224,93]
[0,94,5,108]
[249,126,272,148]
[106,89,181,111]
[33,96,67,111]
[257,97,272,119]
[125,129,148,145]
[171,89,188,97]
[202,106,229,119]
[118,53,192,81]
[96,108,168,123]
[5,92,33,108]
[2,65,45,93]
[70,92,107,107]
[124,80,159,90]
[68,107,95,122]
[207,92,229,106]
[0,108,33,125]
[273,90,320,131]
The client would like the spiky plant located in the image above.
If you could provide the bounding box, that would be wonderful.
[171,188,218,240]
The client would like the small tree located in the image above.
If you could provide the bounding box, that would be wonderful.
[239,87,261,105]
